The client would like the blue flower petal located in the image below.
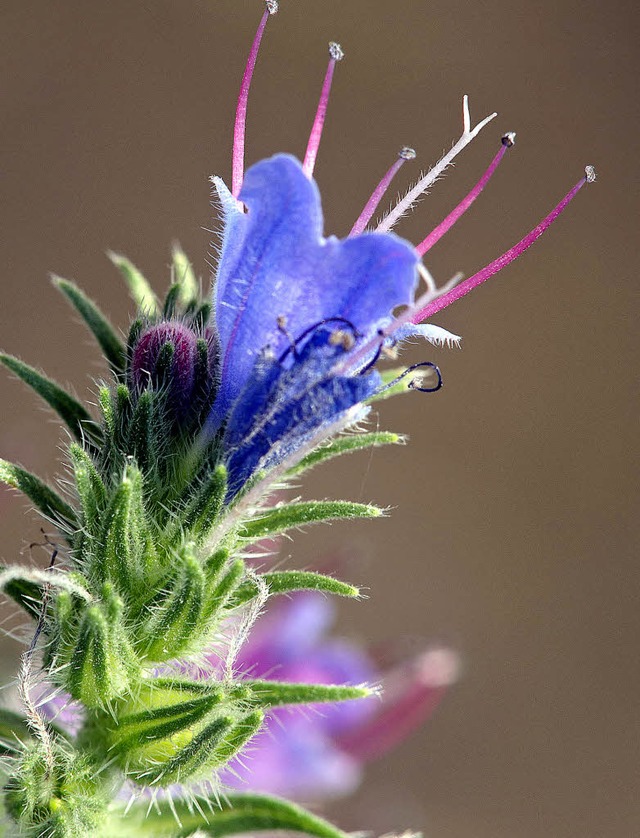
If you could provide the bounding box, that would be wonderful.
[211,153,419,423]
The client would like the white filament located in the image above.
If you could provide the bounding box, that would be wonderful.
[377,96,497,232]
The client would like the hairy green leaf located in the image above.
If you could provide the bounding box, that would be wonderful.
[205,558,245,620]
[181,465,227,543]
[0,459,78,531]
[0,574,43,620]
[238,500,383,542]
[231,570,359,607]
[69,444,107,536]
[245,679,372,708]
[287,430,403,477]
[108,792,350,838]
[138,554,207,661]
[0,354,102,445]
[52,276,126,375]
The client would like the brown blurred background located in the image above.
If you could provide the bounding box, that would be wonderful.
[1,1,638,836]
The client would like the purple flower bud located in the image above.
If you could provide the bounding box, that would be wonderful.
[129,321,218,423]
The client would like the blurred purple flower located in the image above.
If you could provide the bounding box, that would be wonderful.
[218,593,459,800]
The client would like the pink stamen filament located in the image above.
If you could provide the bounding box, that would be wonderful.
[411,167,595,323]
[334,167,595,378]
[416,133,515,256]
[303,42,343,178]
[350,148,416,236]
[232,4,277,198]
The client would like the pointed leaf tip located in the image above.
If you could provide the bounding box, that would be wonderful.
[231,570,360,607]
[171,244,200,306]
[0,353,102,445]
[106,251,160,316]
[238,500,383,542]
[0,458,78,532]
[52,275,126,375]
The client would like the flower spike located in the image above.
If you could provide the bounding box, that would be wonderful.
[377,95,497,232]
[411,166,597,322]
[303,42,344,178]
[350,147,417,236]
[416,133,515,256]
[232,2,278,197]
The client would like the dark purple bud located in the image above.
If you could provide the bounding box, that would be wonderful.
[130,322,218,422]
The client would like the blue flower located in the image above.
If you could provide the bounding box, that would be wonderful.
[209,154,419,495]
[205,5,593,499]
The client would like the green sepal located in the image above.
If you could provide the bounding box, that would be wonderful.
[245,679,372,708]
[192,300,213,332]
[126,390,155,475]
[63,586,138,707]
[286,431,404,477]
[140,715,235,786]
[137,549,207,661]
[107,251,159,316]
[126,317,144,361]
[98,464,147,590]
[98,386,116,444]
[104,679,258,786]
[106,792,350,838]
[69,443,107,539]
[52,276,126,376]
[204,557,245,620]
[207,710,263,769]
[238,500,383,542]
[0,458,78,533]
[108,685,226,757]
[0,354,102,446]
[171,244,200,307]
[179,464,227,544]
[231,570,360,607]
[162,283,182,319]
[153,341,175,387]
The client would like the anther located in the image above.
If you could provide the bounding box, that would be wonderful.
[302,42,344,178]
[232,6,276,197]
[416,134,515,256]
[329,329,356,351]
[328,41,344,62]
[585,165,597,183]
[350,147,418,236]
[278,317,359,363]
[276,316,298,358]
